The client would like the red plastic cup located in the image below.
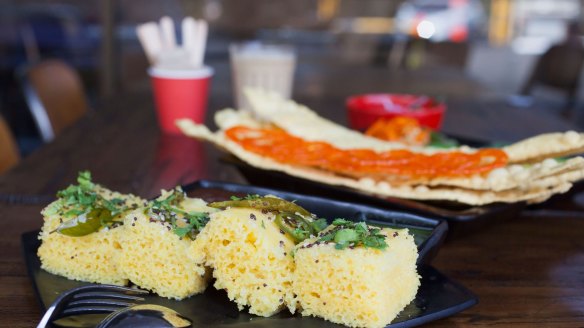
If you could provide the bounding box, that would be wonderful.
[347,94,446,131]
[149,66,214,134]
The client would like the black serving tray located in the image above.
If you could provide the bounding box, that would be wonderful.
[223,156,525,239]
[24,181,477,328]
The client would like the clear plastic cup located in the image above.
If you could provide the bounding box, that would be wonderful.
[148,66,213,134]
[229,41,296,110]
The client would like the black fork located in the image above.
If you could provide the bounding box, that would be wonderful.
[36,284,148,328]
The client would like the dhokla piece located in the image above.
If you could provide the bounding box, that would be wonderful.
[38,183,144,286]
[191,207,297,316]
[293,225,420,328]
[117,189,216,300]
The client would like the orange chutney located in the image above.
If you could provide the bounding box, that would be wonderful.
[225,126,508,178]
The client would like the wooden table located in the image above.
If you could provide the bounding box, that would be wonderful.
[1,65,583,327]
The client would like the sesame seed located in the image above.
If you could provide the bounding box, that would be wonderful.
[315,260,319,263]
[263,283,267,287]
[250,214,256,220]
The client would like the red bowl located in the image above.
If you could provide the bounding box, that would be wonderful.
[347,94,446,131]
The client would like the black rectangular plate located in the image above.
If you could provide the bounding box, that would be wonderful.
[223,156,525,239]
[23,181,477,328]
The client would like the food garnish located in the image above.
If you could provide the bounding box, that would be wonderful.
[209,195,326,242]
[49,171,132,236]
[225,125,508,178]
[209,196,312,217]
[275,212,324,242]
[365,117,431,146]
[317,219,388,250]
[146,187,209,239]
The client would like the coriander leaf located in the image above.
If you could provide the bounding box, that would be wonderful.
[77,171,94,189]
[146,187,209,239]
[318,233,335,242]
[311,218,328,232]
[173,226,193,238]
[332,218,352,226]
[335,242,348,250]
[334,229,359,244]
[52,171,132,236]
[317,219,388,251]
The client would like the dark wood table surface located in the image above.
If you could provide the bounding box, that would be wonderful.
[1,64,583,327]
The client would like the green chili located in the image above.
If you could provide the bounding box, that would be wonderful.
[208,197,312,217]
[275,212,313,242]
[55,207,113,237]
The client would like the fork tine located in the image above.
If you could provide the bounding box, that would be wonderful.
[67,299,137,308]
[60,305,124,317]
[37,285,149,327]
[69,284,149,295]
[72,291,146,302]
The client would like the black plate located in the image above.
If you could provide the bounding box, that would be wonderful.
[23,181,477,327]
[223,156,525,239]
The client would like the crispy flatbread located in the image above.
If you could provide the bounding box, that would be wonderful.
[212,107,584,192]
[177,119,576,205]
[244,89,470,154]
[503,131,584,163]
[424,157,584,191]
[245,89,584,163]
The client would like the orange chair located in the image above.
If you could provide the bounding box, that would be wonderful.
[21,59,89,142]
[0,116,20,174]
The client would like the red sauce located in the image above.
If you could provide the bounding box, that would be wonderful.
[225,126,508,178]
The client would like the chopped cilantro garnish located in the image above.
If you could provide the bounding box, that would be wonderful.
[319,219,388,250]
[147,187,209,239]
[50,171,132,236]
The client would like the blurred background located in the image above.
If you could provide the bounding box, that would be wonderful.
[1,0,584,157]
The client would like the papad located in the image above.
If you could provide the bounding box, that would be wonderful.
[178,119,576,205]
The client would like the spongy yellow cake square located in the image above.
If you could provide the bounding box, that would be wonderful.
[190,207,297,316]
[37,186,143,285]
[293,228,420,328]
[116,209,209,300]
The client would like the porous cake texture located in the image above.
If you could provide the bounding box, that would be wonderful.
[116,210,209,300]
[191,207,297,316]
[293,228,420,328]
[37,186,143,285]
